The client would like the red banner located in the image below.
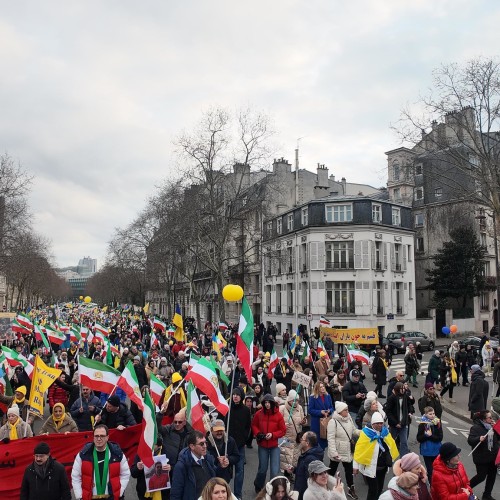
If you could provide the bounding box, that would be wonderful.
[0,424,142,500]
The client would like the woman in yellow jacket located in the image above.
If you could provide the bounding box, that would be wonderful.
[353,412,399,500]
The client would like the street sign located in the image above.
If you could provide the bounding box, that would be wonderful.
[306,313,313,321]
[387,313,394,320]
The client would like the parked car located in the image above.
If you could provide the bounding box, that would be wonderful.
[489,326,499,338]
[385,331,435,354]
[460,336,499,350]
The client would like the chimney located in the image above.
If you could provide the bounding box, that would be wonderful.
[316,163,329,186]
[341,177,346,194]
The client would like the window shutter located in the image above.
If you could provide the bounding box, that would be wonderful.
[390,243,395,271]
[318,243,325,270]
[354,241,362,269]
[383,243,388,270]
[403,245,407,271]
[362,241,370,269]
[310,242,318,270]
[371,241,376,269]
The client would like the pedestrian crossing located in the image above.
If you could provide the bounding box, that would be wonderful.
[387,357,429,375]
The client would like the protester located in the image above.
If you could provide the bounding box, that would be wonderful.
[171,430,217,500]
[71,423,130,500]
[417,383,442,419]
[468,365,489,419]
[255,476,298,500]
[439,353,457,402]
[481,343,493,377]
[427,351,441,385]
[158,372,186,425]
[327,401,359,500]
[20,442,71,500]
[39,402,78,434]
[353,412,399,500]
[95,394,136,429]
[206,419,239,484]
[0,404,33,440]
[158,410,192,474]
[252,393,287,493]
[199,477,238,500]
[303,460,347,500]
[392,452,431,500]
[416,406,442,482]
[309,380,334,449]
[385,382,414,456]
[48,372,70,411]
[404,344,420,387]
[467,410,499,500]
[279,389,306,474]
[378,472,420,500]
[70,386,102,431]
[355,391,386,429]
[342,369,367,422]
[0,385,30,421]
[371,349,388,398]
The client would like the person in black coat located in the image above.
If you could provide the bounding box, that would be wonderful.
[133,356,149,388]
[467,410,499,500]
[468,365,489,419]
[20,442,71,500]
[371,350,388,398]
[206,419,240,483]
[455,345,469,386]
[96,395,137,429]
[274,358,294,392]
[384,382,415,456]
[341,369,368,418]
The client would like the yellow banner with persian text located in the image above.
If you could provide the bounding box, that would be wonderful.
[320,327,379,344]
[28,355,62,417]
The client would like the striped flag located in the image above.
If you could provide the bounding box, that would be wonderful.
[149,373,166,406]
[11,319,31,335]
[34,323,50,350]
[138,390,157,468]
[317,339,326,356]
[153,317,166,332]
[78,356,120,394]
[16,312,33,329]
[237,297,254,382]
[94,323,109,336]
[186,381,207,434]
[319,315,331,327]
[45,324,66,345]
[69,325,82,343]
[346,347,370,365]
[117,360,144,407]
[172,304,184,342]
[301,341,311,362]
[267,349,279,379]
[218,321,228,332]
[1,346,34,378]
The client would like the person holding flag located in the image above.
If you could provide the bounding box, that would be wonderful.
[71,423,130,500]
[158,372,186,425]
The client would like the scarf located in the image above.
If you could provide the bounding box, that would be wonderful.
[389,487,418,500]
[420,415,440,427]
[381,358,389,371]
[9,418,19,440]
[363,425,389,452]
[14,395,25,404]
[93,446,110,495]
[52,403,66,430]
[481,421,493,451]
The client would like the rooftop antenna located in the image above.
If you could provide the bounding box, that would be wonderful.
[295,137,304,206]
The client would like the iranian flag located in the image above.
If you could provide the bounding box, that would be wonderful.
[153,317,166,332]
[218,321,228,332]
[185,357,229,415]
[267,349,279,379]
[317,339,326,356]
[167,325,176,336]
[346,347,370,365]
[319,315,331,327]
[94,323,109,336]
[236,296,254,382]
[1,346,34,378]
[117,360,144,407]
[186,381,206,434]
[57,321,70,332]
[138,389,157,468]
[78,356,120,394]
[149,373,166,406]
[34,323,50,349]
[69,325,82,343]
[188,352,199,371]
[150,331,159,348]
[80,325,89,340]
[11,319,31,335]
[301,342,311,362]
[16,312,33,329]
[45,324,66,345]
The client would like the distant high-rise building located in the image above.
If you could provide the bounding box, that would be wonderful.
[77,256,97,277]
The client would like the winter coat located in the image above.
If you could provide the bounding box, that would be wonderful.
[294,445,324,498]
[371,356,388,385]
[430,455,472,500]
[274,362,294,391]
[69,394,102,431]
[427,354,441,381]
[303,475,347,500]
[493,360,500,384]
[207,435,239,483]
[416,418,443,457]
[385,392,414,428]
[99,402,136,428]
[0,417,33,439]
[481,345,493,366]
[308,393,334,445]
[468,370,489,414]
[48,383,69,409]
[225,400,252,448]
[20,457,71,500]
[39,414,79,434]
[342,381,367,413]
[158,422,193,470]
[252,395,287,448]
[170,447,217,500]
[130,450,169,500]
[467,418,500,465]
[327,411,359,463]
[417,393,442,419]
[404,353,419,376]
[379,476,417,500]
[279,401,305,470]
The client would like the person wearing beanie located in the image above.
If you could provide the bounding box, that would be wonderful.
[355,392,386,429]
[158,371,187,425]
[274,357,295,393]
[279,389,306,477]
[20,442,71,500]
[468,363,489,419]
[393,451,431,500]
[224,385,251,499]
[371,349,389,399]
[417,382,443,419]
[378,472,420,500]
[455,343,469,386]
[95,395,136,430]
[353,411,399,500]
[327,400,360,499]
[341,369,368,420]
[252,393,286,493]
[430,442,472,500]
[275,383,288,405]
[416,406,443,482]
[0,404,33,440]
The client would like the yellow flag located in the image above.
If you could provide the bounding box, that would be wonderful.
[143,302,150,314]
[102,306,108,313]
[28,356,62,417]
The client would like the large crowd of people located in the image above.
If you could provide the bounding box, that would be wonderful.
[1,308,500,500]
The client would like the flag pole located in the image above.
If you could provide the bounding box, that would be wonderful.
[468,428,493,456]
[224,348,240,457]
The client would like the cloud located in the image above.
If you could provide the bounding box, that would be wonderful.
[0,0,498,266]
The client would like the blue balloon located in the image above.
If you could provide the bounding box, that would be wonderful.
[442,326,450,335]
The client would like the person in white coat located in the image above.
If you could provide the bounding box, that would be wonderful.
[303,460,347,500]
[482,343,493,376]
[379,472,420,500]
[327,401,360,500]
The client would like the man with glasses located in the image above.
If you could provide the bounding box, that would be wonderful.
[71,423,130,500]
[170,430,216,500]
[20,442,71,500]
[158,411,192,475]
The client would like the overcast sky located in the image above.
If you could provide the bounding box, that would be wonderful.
[1,1,498,268]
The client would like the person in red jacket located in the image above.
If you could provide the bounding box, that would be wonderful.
[430,442,473,500]
[252,393,286,493]
[48,373,70,412]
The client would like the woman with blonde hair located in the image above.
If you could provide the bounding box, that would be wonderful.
[39,402,79,435]
[199,477,238,500]
[309,380,334,450]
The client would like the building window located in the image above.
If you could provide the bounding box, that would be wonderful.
[415,213,424,227]
[326,204,352,223]
[407,244,412,262]
[396,282,403,314]
[415,163,423,175]
[392,208,401,226]
[267,221,272,233]
[416,237,424,252]
[375,241,383,270]
[394,243,402,271]
[376,281,384,315]
[415,188,423,200]
[301,208,308,226]
[326,241,354,270]
[480,292,489,311]
[408,282,413,300]
[372,204,382,223]
[287,214,294,231]
[393,187,401,200]
[326,281,355,314]
[435,187,442,198]
[276,284,282,312]
[393,162,400,181]
[480,232,487,247]
[277,218,282,234]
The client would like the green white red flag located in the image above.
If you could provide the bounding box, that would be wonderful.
[186,381,206,434]
[185,357,229,415]
[16,312,33,329]
[117,360,144,407]
[236,296,254,382]
[0,346,34,378]
[153,317,166,332]
[94,323,109,336]
[149,373,166,406]
[346,347,370,365]
[34,323,50,349]
[11,319,31,335]
[317,339,326,356]
[138,389,157,467]
[78,356,120,394]
[301,341,311,362]
[69,325,82,343]
[45,324,66,345]
[267,349,279,380]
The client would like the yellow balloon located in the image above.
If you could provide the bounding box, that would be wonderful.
[79,296,83,300]
[84,296,92,303]
[222,284,244,302]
